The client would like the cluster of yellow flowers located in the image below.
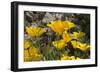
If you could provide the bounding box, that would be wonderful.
[24,25,47,61]
[47,20,74,50]
[24,40,43,62]
[24,20,90,61]
[47,20,89,52]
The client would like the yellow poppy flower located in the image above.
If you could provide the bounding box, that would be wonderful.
[71,40,80,49]
[29,47,39,56]
[29,47,42,61]
[24,40,30,50]
[71,40,90,51]
[47,20,65,34]
[52,39,66,50]
[63,21,75,30]
[26,26,46,37]
[47,20,75,34]
[72,31,85,39]
[77,43,90,51]
[62,31,72,43]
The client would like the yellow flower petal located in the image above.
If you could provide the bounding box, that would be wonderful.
[52,39,66,50]
[71,40,79,49]
[61,55,79,60]
[24,40,30,49]
[78,43,90,51]
[24,50,30,58]
[63,21,75,30]
[76,57,81,60]
[29,47,39,56]
[72,31,85,39]
[28,47,43,61]
[70,56,75,60]
[62,31,72,43]
[71,40,90,51]
[61,56,70,60]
